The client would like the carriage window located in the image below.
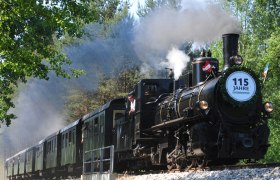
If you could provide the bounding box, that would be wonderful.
[65,133,68,147]
[113,110,125,128]
[114,112,124,120]
[50,141,52,153]
[53,139,55,152]
[53,140,54,152]
[100,125,103,134]
[94,117,99,126]
[82,122,89,143]
[48,142,51,153]
[73,130,76,144]
[69,131,72,144]
[54,138,56,151]
[36,147,40,158]
[93,117,99,136]
[62,135,64,148]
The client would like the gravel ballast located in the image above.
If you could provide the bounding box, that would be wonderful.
[116,167,280,180]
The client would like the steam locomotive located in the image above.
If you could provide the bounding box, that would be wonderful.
[115,33,273,170]
[5,34,273,179]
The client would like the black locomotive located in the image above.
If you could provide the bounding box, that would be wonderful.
[5,33,273,179]
[115,33,273,170]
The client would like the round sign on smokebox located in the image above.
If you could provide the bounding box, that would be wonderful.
[225,71,256,102]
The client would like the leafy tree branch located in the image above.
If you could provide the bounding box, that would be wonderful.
[0,0,122,126]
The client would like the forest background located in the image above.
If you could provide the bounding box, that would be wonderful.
[0,0,279,176]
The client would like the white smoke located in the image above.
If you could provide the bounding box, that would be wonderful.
[134,0,241,78]
[161,47,190,80]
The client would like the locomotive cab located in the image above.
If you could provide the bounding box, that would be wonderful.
[128,79,183,143]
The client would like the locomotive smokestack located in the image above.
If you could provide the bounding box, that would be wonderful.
[222,33,239,71]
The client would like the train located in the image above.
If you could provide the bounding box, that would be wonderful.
[5,33,273,179]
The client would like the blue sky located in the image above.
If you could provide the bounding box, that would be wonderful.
[128,0,211,18]
[129,0,145,17]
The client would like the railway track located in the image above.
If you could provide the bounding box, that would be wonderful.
[37,163,280,180]
[120,162,280,176]
[206,162,280,171]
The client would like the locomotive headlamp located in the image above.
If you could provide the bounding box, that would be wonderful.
[230,55,243,65]
[264,102,273,113]
[199,100,209,110]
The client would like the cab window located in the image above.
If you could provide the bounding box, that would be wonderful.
[143,84,158,102]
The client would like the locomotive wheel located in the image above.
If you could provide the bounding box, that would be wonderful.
[167,162,176,170]
[196,158,208,168]
[185,159,196,170]
[176,159,186,171]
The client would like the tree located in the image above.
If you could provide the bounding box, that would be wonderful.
[64,66,145,121]
[137,0,181,17]
[259,28,280,162]
[221,0,280,163]
[64,89,97,124]
[94,65,146,106]
[0,0,122,126]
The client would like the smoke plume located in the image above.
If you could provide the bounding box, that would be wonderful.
[134,0,241,77]
[1,18,140,157]
[161,47,190,80]
[2,78,66,155]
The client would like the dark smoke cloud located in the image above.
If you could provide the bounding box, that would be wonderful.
[2,78,66,155]
[1,17,140,158]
